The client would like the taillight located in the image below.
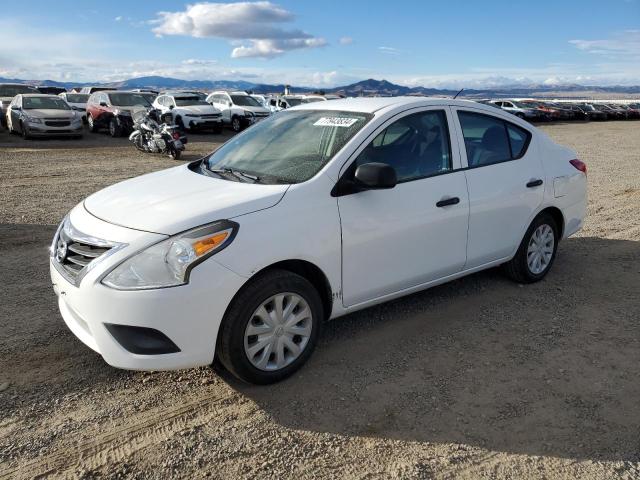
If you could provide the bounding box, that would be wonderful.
[172,132,180,140]
[570,159,587,176]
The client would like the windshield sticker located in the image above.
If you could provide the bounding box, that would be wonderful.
[313,117,359,128]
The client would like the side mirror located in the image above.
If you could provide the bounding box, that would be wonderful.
[99,102,108,107]
[13,106,21,111]
[354,162,397,190]
[169,105,174,110]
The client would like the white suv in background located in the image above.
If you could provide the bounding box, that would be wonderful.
[207,91,271,132]
[153,92,223,133]
[59,92,89,122]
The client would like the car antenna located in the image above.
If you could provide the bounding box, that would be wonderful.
[453,88,464,99]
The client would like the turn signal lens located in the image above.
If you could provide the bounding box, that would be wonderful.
[192,231,230,257]
[569,159,587,176]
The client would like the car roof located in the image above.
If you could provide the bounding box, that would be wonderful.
[20,93,61,98]
[291,96,488,114]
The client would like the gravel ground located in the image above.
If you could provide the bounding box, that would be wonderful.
[0,122,639,479]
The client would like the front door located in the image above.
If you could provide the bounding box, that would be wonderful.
[337,107,469,307]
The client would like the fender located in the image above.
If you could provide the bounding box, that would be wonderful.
[128,130,140,141]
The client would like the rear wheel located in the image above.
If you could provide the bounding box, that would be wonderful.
[169,148,181,160]
[216,270,322,384]
[504,212,559,283]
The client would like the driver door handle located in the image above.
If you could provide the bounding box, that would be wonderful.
[436,196,460,208]
[527,179,543,188]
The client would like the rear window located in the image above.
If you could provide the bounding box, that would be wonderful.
[458,111,532,167]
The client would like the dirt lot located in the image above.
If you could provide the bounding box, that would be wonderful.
[0,122,639,479]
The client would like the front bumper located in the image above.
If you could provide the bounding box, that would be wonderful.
[27,123,83,136]
[187,117,223,129]
[50,205,247,370]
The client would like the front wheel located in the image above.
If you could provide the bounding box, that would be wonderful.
[87,115,98,132]
[231,116,242,132]
[504,212,559,283]
[20,122,30,139]
[169,148,181,160]
[216,270,323,384]
[109,118,122,137]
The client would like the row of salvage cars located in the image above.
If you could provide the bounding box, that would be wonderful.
[483,99,640,122]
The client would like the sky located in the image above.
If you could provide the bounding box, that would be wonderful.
[1,0,639,88]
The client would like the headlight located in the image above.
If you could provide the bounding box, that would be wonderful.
[101,220,238,290]
[26,115,43,124]
[114,109,131,117]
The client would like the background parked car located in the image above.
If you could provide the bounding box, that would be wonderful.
[6,94,83,139]
[491,100,547,121]
[207,91,270,131]
[0,83,39,127]
[86,91,153,136]
[578,103,608,121]
[593,103,625,120]
[59,92,89,122]
[520,101,562,121]
[153,92,223,133]
[620,104,640,119]
[604,104,632,120]
[79,86,117,95]
[36,86,66,95]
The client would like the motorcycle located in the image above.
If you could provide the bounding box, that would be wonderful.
[129,108,187,160]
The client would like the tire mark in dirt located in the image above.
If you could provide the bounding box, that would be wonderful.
[1,391,242,479]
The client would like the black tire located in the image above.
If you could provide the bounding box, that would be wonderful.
[169,148,181,160]
[216,269,323,384]
[87,115,98,132]
[503,212,559,283]
[231,116,242,132]
[109,118,122,137]
[176,116,185,131]
[20,122,30,139]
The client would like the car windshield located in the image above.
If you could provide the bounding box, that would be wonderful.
[174,96,209,106]
[65,94,89,103]
[231,95,261,107]
[205,110,372,184]
[108,93,152,107]
[23,97,70,110]
[0,85,36,97]
[285,98,304,106]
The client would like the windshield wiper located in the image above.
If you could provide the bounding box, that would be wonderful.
[208,166,261,183]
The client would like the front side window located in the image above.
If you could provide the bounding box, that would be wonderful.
[353,110,452,182]
[205,110,372,184]
[458,111,531,167]
[65,94,89,103]
[22,96,70,110]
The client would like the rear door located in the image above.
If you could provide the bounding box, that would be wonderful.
[338,107,469,307]
[451,107,544,268]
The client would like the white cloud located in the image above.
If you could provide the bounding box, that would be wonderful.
[151,2,326,58]
[114,16,123,22]
[570,30,640,57]
[378,46,400,55]
[182,58,218,65]
[339,36,353,45]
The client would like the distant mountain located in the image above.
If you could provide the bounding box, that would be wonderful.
[1,75,639,98]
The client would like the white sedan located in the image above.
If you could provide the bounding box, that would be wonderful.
[50,97,587,384]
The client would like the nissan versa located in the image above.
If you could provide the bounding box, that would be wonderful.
[50,98,587,384]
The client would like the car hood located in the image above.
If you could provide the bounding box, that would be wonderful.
[84,164,289,235]
[240,106,270,115]
[23,109,75,118]
[178,104,220,115]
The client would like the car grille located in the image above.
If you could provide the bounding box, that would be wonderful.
[200,114,221,118]
[52,220,121,285]
[45,120,71,127]
[254,112,269,117]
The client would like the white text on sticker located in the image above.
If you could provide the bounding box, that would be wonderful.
[313,117,359,127]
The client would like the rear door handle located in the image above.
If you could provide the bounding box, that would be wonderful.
[526,179,544,188]
[436,196,460,208]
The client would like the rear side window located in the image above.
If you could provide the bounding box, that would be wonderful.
[458,111,531,167]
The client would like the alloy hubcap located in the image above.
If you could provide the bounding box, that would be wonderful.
[243,292,312,371]
[527,224,555,274]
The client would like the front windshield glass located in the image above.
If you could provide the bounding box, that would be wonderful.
[231,95,261,107]
[285,98,304,107]
[206,110,372,184]
[108,93,152,107]
[0,85,36,97]
[65,94,89,103]
[175,96,209,106]
[23,97,70,110]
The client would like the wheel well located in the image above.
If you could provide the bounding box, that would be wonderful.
[254,260,333,321]
[538,206,564,238]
